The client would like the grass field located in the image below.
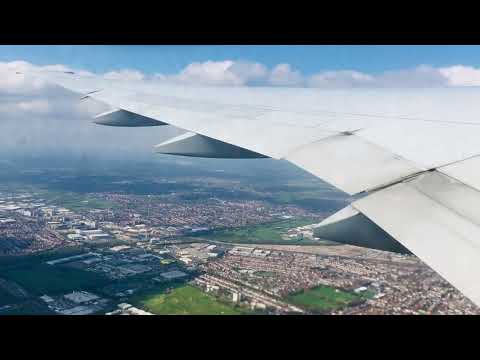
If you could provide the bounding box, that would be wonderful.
[37,190,117,211]
[270,188,348,211]
[287,285,362,313]
[272,190,333,203]
[131,285,244,315]
[3,264,109,296]
[196,218,322,245]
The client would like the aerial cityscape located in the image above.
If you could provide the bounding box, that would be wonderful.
[0,156,477,315]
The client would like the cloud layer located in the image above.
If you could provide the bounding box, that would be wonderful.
[4,58,480,93]
[152,61,480,88]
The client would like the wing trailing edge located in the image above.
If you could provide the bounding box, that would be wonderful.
[285,133,423,195]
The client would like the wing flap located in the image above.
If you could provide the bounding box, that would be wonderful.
[353,171,480,305]
[358,121,480,170]
[439,155,480,192]
[285,134,423,195]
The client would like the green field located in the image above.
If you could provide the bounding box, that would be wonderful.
[3,264,109,296]
[268,184,348,210]
[195,218,323,245]
[131,285,244,315]
[37,190,117,211]
[287,285,363,313]
[273,190,332,203]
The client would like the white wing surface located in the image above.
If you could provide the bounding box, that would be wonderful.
[23,70,480,306]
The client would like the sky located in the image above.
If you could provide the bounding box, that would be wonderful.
[3,45,480,75]
[2,45,480,163]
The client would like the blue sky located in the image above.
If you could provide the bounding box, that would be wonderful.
[1,45,480,75]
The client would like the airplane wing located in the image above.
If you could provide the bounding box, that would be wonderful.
[21,69,480,307]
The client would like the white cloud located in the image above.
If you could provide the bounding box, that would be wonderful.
[227,61,268,84]
[176,60,241,85]
[6,58,479,91]
[0,61,47,94]
[304,65,480,88]
[3,59,480,91]
[269,64,304,86]
[16,99,50,113]
[154,60,268,86]
[174,60,266,86]
[375,65,448,87]
[438,65,480,86]
[0,61,96,96]
[307,70,374,88]
[103,69,145,81]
